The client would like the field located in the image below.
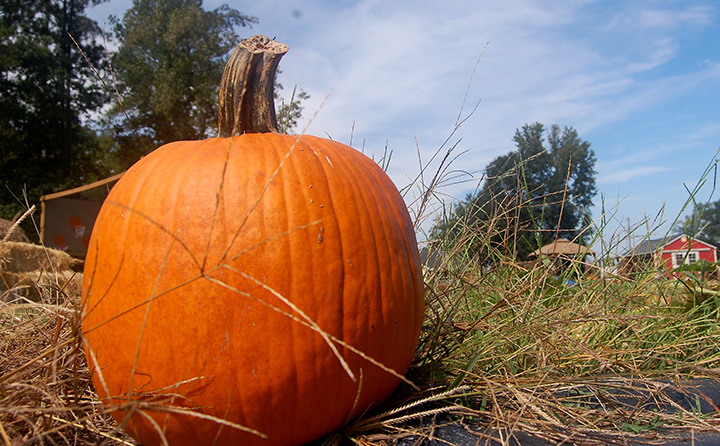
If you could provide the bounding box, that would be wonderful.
[3,188,720,446]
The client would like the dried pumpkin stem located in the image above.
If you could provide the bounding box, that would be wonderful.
[218,35,289,136]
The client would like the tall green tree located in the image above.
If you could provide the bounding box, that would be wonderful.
[0,0,110,219]
[433,123,597,261]
[677,200,720,246]
[105,0,257,169]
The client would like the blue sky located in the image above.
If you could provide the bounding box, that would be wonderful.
[87,0,720,254]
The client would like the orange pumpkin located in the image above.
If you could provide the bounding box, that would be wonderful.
[81,36,424,446]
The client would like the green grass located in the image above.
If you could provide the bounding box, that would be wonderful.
[419,262,720,382]
[346,145,720,445]
[386,249,720,444]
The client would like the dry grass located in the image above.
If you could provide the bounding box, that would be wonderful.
[0,282,137,445]
[1,202,133,443]
[4,148,720,446]
[4,159,720,446]
[4,250,720,445]
[0,219,30,244]
[399,248,720,445]
[1,242,83,303]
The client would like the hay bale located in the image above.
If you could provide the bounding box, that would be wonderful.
[0,217,30,243]
[0,242,82,302]
[0,241,75,272]
[1,270,83,302]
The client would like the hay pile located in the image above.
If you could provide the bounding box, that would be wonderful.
[0,242,137,445]
[0,242,83,303]
[0,218,30,243]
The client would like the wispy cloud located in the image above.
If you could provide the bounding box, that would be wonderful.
[637,5,714,28]
[598,165,672,184]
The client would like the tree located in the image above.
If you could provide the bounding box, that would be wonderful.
[677,200,720,246]
[433,123,597,261]
[276,84,310,135]
[0,0,110,220]
[104,0,257,169]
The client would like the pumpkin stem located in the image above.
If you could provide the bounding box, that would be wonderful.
[218,35,289,136]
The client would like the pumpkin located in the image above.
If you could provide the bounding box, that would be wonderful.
[81,35,424,446]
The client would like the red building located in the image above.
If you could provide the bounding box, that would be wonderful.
[659,235,717,270]
[621,235,717,274]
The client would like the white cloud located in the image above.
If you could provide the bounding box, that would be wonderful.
[605,4,715,30]
[598,165,672,184]
[638,5,715,28]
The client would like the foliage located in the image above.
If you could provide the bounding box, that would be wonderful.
[0,0,310,221]
[104,0,257,170]
[676,199,720,246]
[275,83,310,135]
[433,123,597,261]
[0,0,111,221]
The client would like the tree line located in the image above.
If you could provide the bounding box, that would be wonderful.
[0,0,307,223]
[677,201,720,247]
[431,122,720,262]
[431,123,598,262]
